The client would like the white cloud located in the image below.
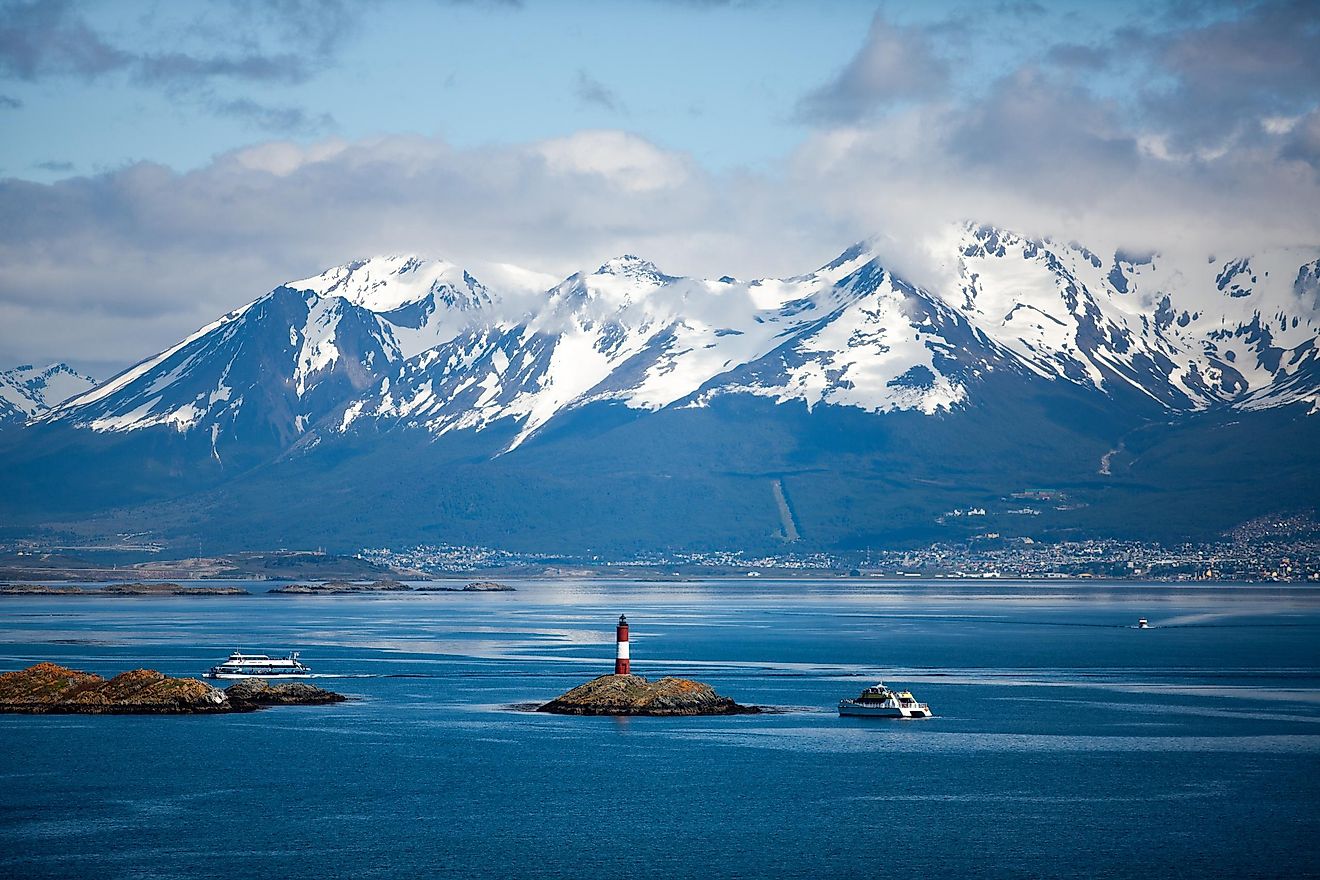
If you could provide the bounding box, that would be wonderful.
[3,28,1320,376]
[532,130,691,193]
[229,139,350,176]
[1261,115,1300,136]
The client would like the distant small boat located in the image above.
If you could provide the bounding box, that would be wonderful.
[838,683,932,718]
[203,650,311,679]
[1137,618,1150,629]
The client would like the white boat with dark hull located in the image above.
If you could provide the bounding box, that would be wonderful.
[838,683,932,718]
[204,651,311,679]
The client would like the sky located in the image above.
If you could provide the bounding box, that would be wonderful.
[1,0,1318,377]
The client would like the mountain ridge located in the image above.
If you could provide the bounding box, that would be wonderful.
[0,363,97,426]
[43,224,1320,457]
[5,222,1318,554]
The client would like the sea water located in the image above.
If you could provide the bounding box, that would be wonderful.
[1,580,1318,879]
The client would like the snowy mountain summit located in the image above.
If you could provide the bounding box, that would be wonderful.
[37,224,1320,459]
[0,363,97,426]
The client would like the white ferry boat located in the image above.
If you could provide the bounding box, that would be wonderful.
[838,683,932,718]
[203,650,311,679]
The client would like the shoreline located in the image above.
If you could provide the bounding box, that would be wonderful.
[2,575,1318,591]
[433,573,1320,586]
[3,570,1311,586]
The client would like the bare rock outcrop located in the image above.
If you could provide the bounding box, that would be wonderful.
[0,663,345,714]
[537,674,760,716]
[224,678,346,707]
[0,663,229,713]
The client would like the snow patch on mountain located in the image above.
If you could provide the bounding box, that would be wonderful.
[62,302,255,414]
[949,225,1320,411]
[288,255,492,359]
[290,255,483,313]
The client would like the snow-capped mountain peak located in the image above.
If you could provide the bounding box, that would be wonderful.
[29,227,1320,459]
[288,254,491,315]
[37,255,498,455]
[0,363,97,426]
[593,254,667,281]
[945,223,1320,411]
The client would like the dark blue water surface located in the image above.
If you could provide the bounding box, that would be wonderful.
[2,580,1319,879]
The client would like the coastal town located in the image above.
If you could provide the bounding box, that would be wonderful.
[358,523,1320,583]
[5,512,1317,585]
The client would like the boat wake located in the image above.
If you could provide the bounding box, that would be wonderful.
[308,673,438,679]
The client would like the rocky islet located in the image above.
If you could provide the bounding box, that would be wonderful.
[0,663,345,714]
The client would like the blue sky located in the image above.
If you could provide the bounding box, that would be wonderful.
[3,0,1159,181]
[4,1,865,177]
[1,1,1318,374]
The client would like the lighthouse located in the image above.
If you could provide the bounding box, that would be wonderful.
[615,614,630,675]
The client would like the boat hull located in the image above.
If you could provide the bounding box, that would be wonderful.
[838,701,932,718]
[203,671,311,679]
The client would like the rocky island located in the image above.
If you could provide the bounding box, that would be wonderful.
[416,581,516,592]
[537,673,760,716]
[268,578,413,594]
[0,663,345,714]
[0,582,250,596]
[270,579,515,594]
[222,678,347,707]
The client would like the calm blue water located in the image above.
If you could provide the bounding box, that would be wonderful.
[1,580,1318,879]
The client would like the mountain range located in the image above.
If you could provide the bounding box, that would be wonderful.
[3,224,1318,556]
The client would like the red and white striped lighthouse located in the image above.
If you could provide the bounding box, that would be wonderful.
[614,614,630,675]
